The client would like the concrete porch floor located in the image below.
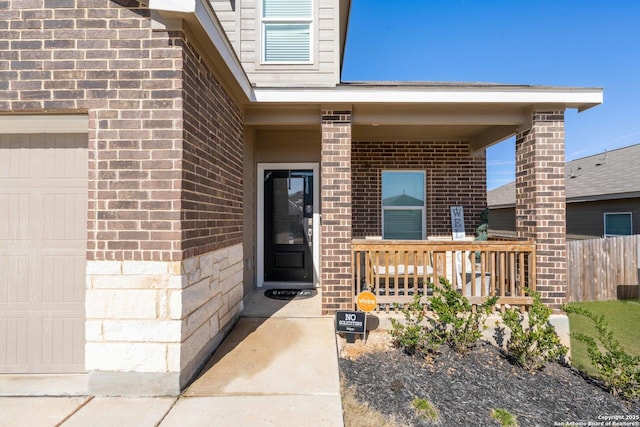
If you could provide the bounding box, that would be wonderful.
[161,287,342,426]
[0,287,344,426]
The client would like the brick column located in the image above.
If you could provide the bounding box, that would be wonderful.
[515,111,567,309]
[320,108,352,314]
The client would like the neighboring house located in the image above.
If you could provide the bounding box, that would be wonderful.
[488,144,640,239]
[0,1,602,395]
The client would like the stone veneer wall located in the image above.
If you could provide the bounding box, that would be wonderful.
[1,1,246,394]
[86,243,243,395]
[351,140,487,238]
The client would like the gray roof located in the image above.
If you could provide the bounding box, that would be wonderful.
[487,143,640,208]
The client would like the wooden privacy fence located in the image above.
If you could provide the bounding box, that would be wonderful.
[352,239,537,312]
[567,235,640,302]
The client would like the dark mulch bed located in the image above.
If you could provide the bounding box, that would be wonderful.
[339,342,640,427]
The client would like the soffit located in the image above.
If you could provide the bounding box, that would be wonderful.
[245,103,528,148]
[245,103,530,126]
[244,84,602,148]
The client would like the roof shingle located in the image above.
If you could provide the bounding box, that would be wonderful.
[487,143,640,207]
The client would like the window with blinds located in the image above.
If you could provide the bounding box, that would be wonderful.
[262,0,313,63]
[381,171,426,240]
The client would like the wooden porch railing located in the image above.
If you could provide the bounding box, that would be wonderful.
[352,239,537,312]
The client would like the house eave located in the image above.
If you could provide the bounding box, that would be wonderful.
[568,192,640,203]
[339,0,352,77]
[246,85,601,148]
[251,85,603,110]
[148,1,602,152]
[149,0,254,102]
[488,203,516,210]
[147,2,603,115]
[488,191,640,209]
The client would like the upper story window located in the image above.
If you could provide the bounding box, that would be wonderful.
[262,0,313,64]
[604,212,633,237]
[381,171,426,240]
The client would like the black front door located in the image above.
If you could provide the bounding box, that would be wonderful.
[264,169,313,283]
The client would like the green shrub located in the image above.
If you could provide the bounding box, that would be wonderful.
[490,408,519,427]
[390,293,433,355]
[563,304,640,400]
[390,278,497,355]
[428,277,497,354]
[412,397,439,422]
[498,289,567,370]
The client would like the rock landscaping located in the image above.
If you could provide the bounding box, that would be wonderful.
[339,333,640,427]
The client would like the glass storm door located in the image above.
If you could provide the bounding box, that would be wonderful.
[264,169,314,282]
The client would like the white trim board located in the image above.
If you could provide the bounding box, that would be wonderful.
[252,86,603,110]
[257,162,320,288]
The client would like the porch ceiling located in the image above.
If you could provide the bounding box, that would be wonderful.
[244,84,602,150]
[245,103,530,150]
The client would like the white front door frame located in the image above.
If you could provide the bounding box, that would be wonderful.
[257,162,320,288]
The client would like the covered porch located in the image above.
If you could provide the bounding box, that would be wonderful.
[244,84,603,314]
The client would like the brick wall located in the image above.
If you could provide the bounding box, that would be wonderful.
[352,140,487,238]
[0,1,244,262]
[516,111,567,309]
[321,110,352,313]
[181,35,244,259]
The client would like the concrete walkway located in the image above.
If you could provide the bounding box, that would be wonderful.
[0,290,344,427]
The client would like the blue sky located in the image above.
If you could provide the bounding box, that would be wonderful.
[341,0,640,190]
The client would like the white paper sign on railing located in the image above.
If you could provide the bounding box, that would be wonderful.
[450,205,465,241]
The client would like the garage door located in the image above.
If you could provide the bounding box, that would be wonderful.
[0,134,87,373]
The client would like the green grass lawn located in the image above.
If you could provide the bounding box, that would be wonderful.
[566,300,640,376]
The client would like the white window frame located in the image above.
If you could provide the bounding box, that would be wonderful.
[381,170,426,240]
[260,0,314,65]
[603,212,633,237]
